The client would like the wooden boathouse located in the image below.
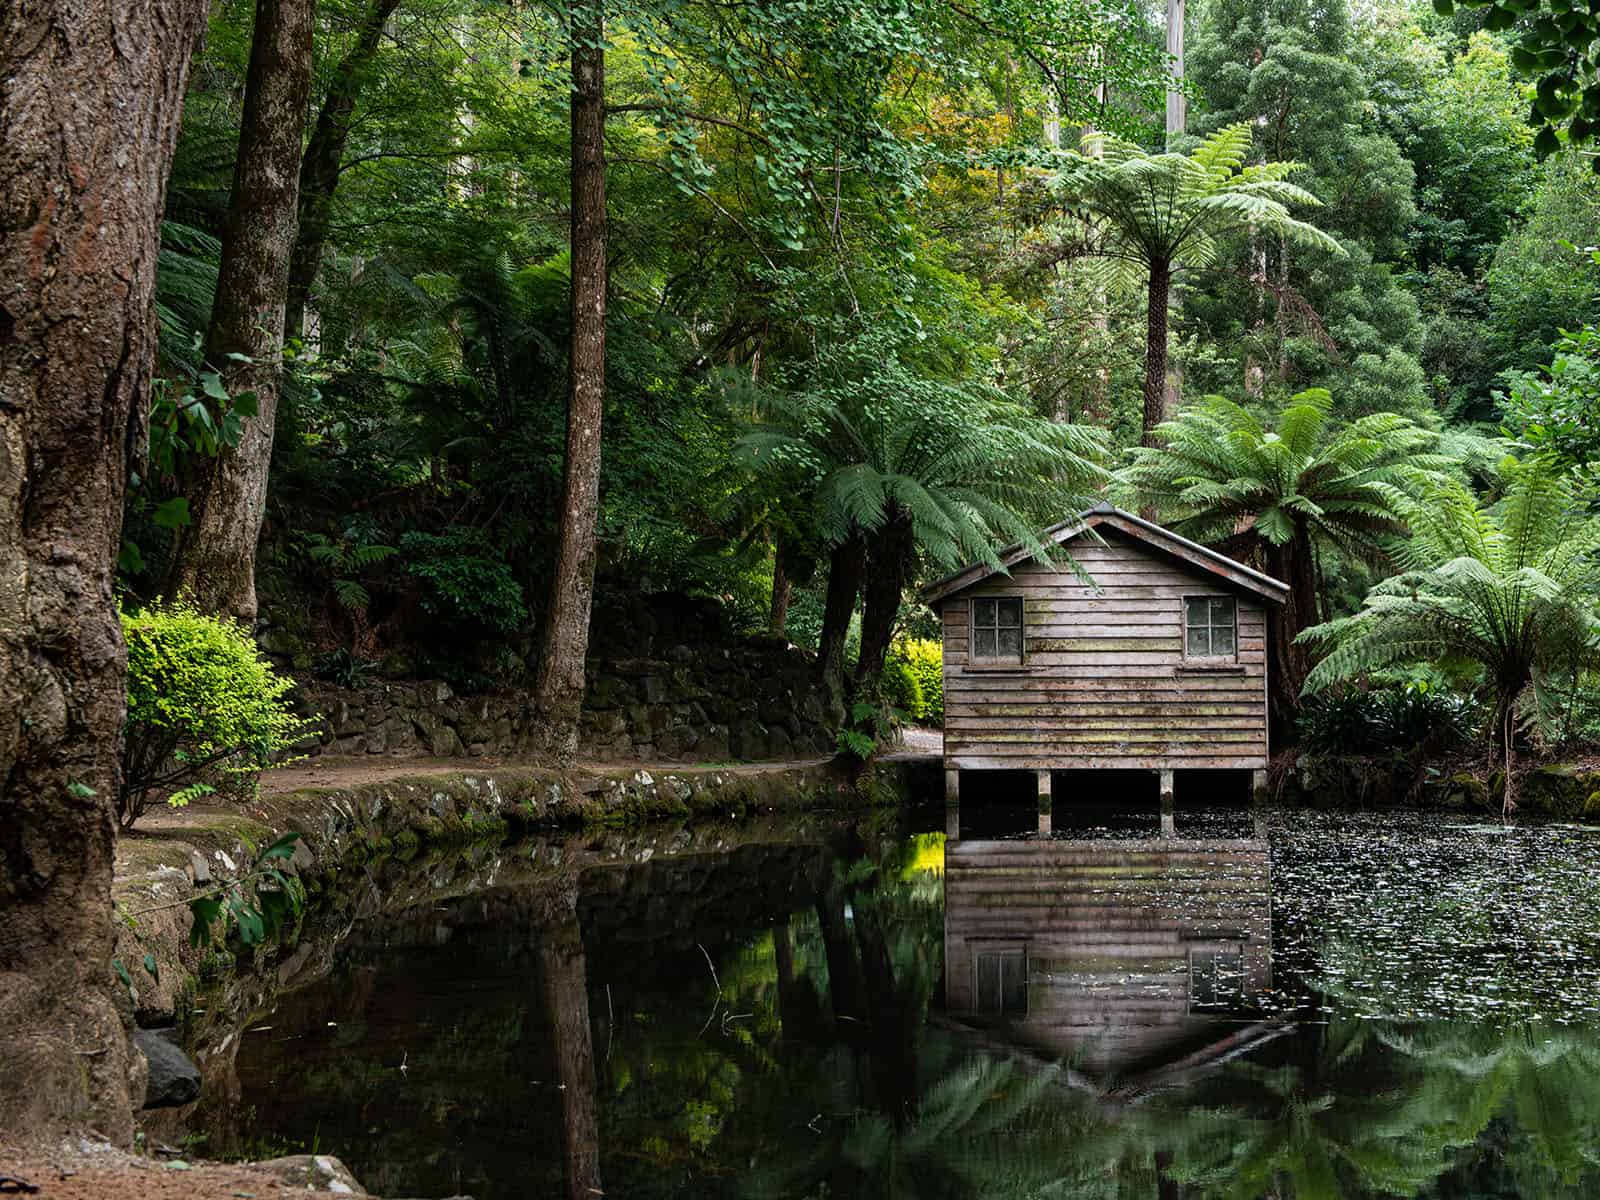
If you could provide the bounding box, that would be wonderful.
[922,502,1289,815]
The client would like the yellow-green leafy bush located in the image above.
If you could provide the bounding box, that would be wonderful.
[121,600,320,829]
[890,637,943,723]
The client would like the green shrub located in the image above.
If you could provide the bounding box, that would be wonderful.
[890,637,944,723]
[1297,681,1479,756]
[881,660,923,719]
[398,529,526,633]
[121,601,321,829]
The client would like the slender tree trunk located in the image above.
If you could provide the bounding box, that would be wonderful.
[284,0,402,341]
[855,514,913,684]
[1142,259,1172,449]
[164,0,317,624]
[1162,0,1186,422]
[769,541,791,638]
[0,0,208,1142]
[540,916,602,1200]
[1244,227,1266,398]
[531,6,607,763]
[816,538,866,721]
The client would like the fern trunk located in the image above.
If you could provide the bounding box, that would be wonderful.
[856,513,914,684]
[816,538,865,722]
[1142,258,1172,447]
[1266,535,1318,734]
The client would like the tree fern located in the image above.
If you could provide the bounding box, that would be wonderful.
[1116,388,1454,723]
[1300,459,1600,813]
[1052,123,1343,442]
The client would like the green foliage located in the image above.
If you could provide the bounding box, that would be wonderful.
[888,637,944,723]
[739,325,1110,577]
[188,831,307,950]
[880,660,923,720]
[1431,0,1600,156]
[120,601,321,829]
[1301,459,1600,808]
[1298,681,1480,755]
[1119,388,1453,552]
[1051,122,1344,290]
[397,530,527,634]
[835,673,909,762]
[312,647,376,689]
[1502,324,1600,493]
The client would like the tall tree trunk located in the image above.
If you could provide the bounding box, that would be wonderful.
[0,0,208,1141]
[815,885,866,1030]
[1142,258,1172,449]
[1162,0,1186,420]
[164,0,317,623]
[540,916,602,1200]
[284,0,402,341]
[816,538,866,721]
[769,550,791,638]
[855,514,913,684]
[531,6,607,764]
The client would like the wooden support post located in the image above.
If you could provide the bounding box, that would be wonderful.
[945,769,960,841]
[1036,769,1052,837]
[1251,768,1269,838]
[1159,769,1175,838]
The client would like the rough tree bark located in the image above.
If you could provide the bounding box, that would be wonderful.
[284,0,403,340]
[164,0,317,624]
[1142,258,1172,448]
[0,0,208,1141]
[815,538,866,721]
[1162,0,1186,420]
[855,513,914,684]
[531,2,607,764]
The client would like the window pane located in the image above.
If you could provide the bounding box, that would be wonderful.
[1186,597,1210,627]
[1187,627,1210,657]
[1211,597,1235,629]
[998,627,1021,659]
[997,598,1022,628]
[1001,953,1027,1013]
[974,598,995,628]
[975,629,998,658]
[1213,625,1236,655]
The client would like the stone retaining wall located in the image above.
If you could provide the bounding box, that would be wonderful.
[275,594,837,763]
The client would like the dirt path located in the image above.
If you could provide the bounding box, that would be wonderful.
[0,1144,358,1200]
[255,729,942,797]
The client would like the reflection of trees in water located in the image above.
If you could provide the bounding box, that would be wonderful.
[1153,1015,1600,1200]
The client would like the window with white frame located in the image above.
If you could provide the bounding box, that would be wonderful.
[971,597,1023,663]
[1184,596,1238,659]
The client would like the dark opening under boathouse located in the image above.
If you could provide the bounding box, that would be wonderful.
[922,502,1289,823]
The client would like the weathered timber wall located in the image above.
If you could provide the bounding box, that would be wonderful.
[943,837,1271,1076]
[940,531,1269,770]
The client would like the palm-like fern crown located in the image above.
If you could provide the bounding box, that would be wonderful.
[737,333,1110,572]
[1301,460,1600,701]
[1116,388,1455,562]
[1051,122,1344,288]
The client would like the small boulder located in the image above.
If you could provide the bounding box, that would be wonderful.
[253,1155,368,1195]
[133,1028,201,1109]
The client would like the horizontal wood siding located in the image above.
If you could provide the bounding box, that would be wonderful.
[942,531,1270,770]
[944,839,1272,1075]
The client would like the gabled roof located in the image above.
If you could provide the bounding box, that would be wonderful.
[919,501,1290,608]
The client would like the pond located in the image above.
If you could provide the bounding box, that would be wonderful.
[189,795,1600,1199]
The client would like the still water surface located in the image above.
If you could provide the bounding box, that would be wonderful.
[198,799,1600,1198]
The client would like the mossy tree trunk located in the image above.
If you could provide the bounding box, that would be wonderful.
[532,1,606,763]
[164,0,317,624]
[0,0,208,1141]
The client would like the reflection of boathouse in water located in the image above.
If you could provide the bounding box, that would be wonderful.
[942,834,1275,1083]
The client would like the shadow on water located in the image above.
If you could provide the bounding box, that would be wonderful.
[189,799,1600,1199]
